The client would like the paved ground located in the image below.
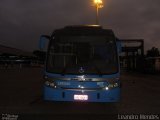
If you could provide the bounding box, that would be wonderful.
[0,67,160,119]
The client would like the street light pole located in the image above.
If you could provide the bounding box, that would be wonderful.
[93,0,103,25]
[96,4,99,25]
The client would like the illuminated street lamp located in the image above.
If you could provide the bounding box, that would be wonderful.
[93,0,103,25]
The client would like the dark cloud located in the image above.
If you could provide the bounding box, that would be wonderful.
[101,0,160,50]
[0,0,160,51]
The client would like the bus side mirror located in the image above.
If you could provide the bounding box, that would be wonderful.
[117,40,122,53]
[39,35,50,51]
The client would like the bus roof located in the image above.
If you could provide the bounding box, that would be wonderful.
[52,25,115,36]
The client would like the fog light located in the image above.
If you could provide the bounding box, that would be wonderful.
[105,87,109,90]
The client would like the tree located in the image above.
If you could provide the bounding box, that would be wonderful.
[146,47,160,57]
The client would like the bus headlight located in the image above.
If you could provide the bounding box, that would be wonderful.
[45,81,50,86]
[108,82,119,89]
[45,81,56,88]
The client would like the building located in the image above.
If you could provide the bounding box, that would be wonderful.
[0,44,33,56]
[0,44,36,68]
[119,39,144,71]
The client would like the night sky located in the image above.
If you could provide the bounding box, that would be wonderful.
[0,0,160,52]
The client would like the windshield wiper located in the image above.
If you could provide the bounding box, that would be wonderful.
[77,56,103,76]
[60,54,76,76]
[61,65,68,76]
[61,55,103,76]
[93,64,103,77]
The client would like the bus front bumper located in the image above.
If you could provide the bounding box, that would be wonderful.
[44,86,120,102]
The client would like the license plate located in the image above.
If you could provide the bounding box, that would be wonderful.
[74,95,88,101]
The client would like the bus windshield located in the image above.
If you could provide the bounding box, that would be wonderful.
[46,36,118,75]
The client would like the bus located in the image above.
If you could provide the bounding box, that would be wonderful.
[40,25,121,102]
